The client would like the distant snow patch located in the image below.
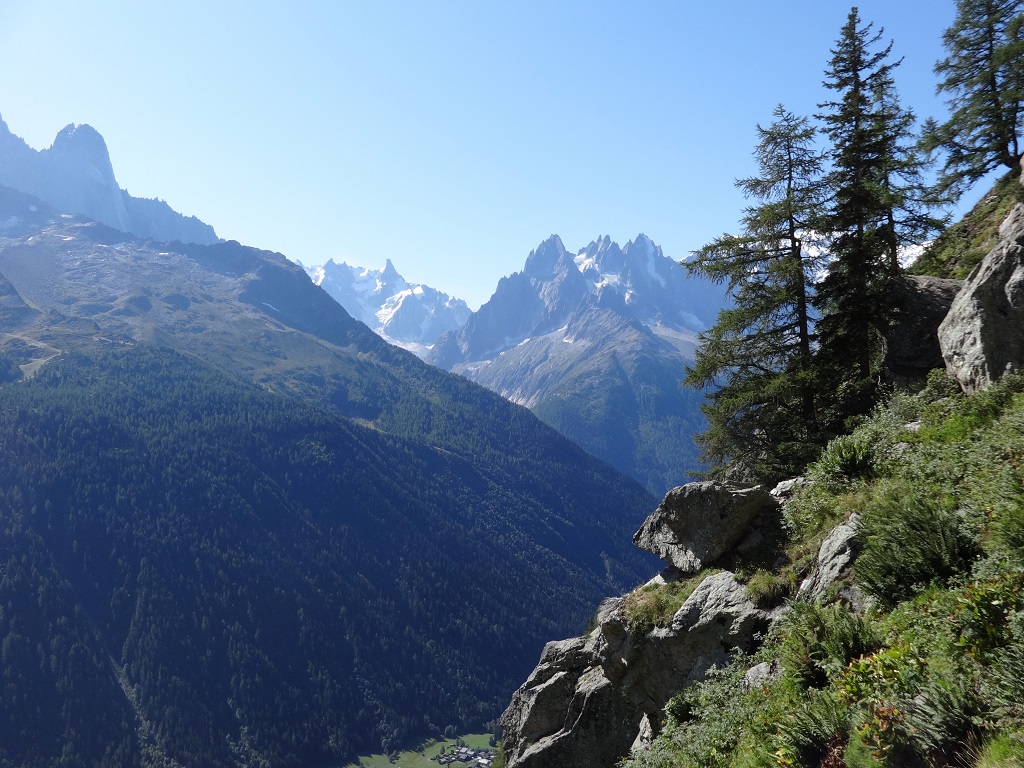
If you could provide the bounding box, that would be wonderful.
[900,242,928,269]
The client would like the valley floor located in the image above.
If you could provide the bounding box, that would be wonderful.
[344,733,498,768]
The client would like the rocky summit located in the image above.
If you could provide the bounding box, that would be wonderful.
[427,234,726,495]
[305,257,470,353]
[0,115,218,245]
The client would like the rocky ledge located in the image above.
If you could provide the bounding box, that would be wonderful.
[499,569,773,768]
[500,478,866,768]
[500,482,805,768]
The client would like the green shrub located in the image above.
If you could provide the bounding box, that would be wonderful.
[814,434,875,485]
[744,569,794,608]
[901,674,978,761]
[989,499,1024,561]
[987,634,1024,730]
[855,487,977,608]
[629,661,755,768]
[917,374,1024,444]
[774,689,851,768]
[622,573,711,634]
[776,602,881,690]
[835,644,927,708]
[784,481,874,546]
[919,368,962,402]
[953,574,1024,656]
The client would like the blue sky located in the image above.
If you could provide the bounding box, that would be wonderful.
[0,1,976,308]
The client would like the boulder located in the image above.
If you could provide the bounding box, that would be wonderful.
[884,274,964,381]
[770,476,807,501]
[798,514,861,601]
[499,572,772,768]
[939,167,1024,393]
[743,660,780,690]
[632,482,779,574]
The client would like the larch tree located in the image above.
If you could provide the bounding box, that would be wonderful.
[685,106,826,481]
[814,8,907,427]
[872,68,950,277]
[926,0,1024,199]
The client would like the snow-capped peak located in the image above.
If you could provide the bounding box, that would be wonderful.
[306,257,470,356]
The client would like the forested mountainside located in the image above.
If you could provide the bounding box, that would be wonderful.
[0,185,658,766]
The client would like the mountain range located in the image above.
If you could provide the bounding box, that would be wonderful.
[306,233,727,495]
[0,126,659,766]
[305,258,470,354]
[429,234,726,495]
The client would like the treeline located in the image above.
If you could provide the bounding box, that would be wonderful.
[0,346,653,767]
[685,1,1024,482]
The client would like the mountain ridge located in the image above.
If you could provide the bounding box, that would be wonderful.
[0,115,219,246]
[305,257,471,355]
[428,233,726,495]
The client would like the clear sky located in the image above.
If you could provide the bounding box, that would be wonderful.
[0,1,978,308]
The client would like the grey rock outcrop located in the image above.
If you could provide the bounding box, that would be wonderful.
[771,476,807,501]
[632,482,779,574]
[885,274,964,381]
[500,484,875,768]
[939,166,1024,392]
[798,514,862,601]
[499,572,772,768]
[743,660,780,689]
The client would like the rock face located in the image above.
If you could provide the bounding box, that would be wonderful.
[940,167,1024,392]
[885,274,963,381]
[798,514,862,601]
[0,114,218,245]
[499,480,869,768]
[632,482,779,574]
[499,572,772,768]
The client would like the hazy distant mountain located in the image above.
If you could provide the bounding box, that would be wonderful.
[306,258,470,354]
[0,186,656,767]
[430,234,727,495]
[0,114,218,245]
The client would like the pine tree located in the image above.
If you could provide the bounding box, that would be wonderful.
[685,106,825,480]
[926,0,1024,199]
[814,8,905,426]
